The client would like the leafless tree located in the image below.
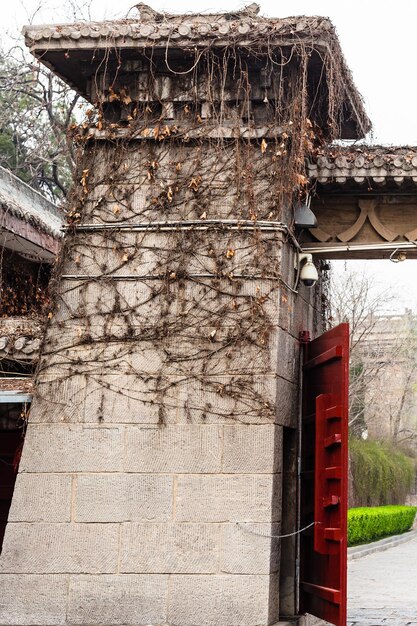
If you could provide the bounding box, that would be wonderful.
[0,45,81,200]
[330,269,417,446]
[0,0,102,201]
[385,333,417,448]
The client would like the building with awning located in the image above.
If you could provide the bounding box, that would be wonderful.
[0,164,63,549]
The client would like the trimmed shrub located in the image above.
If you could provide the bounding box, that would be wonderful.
[348,505,417,546]
[349,438,415,507]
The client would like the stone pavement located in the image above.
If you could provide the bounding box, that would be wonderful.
[348,534,417,625]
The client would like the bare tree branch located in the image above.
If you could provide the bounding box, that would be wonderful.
[330,269,417,446]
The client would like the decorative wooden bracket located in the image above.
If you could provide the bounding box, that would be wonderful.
[405,227,417,241]
[309,226,332,243]
[337,199,396,242]
[309,198,400,244]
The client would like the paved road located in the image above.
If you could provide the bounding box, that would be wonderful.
[348,535,417,625]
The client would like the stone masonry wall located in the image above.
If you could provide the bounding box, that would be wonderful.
[0,139,320,626]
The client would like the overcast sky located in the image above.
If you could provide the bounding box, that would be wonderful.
[2,0,417,313]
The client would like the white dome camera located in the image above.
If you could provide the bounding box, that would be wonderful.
[297,253,318,288]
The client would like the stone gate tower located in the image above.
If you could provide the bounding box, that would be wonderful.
[0,6,369,625]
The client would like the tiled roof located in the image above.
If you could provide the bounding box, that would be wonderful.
[0,166,63,238]
[22,12,339,47]
[309,147,417,185]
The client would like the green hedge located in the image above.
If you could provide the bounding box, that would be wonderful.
[348,505,417,546]
[350,439,415,507]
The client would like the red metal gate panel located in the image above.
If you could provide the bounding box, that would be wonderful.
[299,324,349,626]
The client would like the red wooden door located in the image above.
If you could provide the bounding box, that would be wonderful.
[299,324,349,626]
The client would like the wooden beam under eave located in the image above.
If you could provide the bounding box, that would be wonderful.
[300,194,417,259]
[0,207,60,261]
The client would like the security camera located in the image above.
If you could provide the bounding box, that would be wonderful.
[298,253,318,288]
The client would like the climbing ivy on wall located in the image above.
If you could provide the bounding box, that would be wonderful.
[29,20,353,425]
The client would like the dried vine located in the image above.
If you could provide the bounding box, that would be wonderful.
[31,27,349,425]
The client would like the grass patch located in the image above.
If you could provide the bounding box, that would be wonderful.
[348,505,417,546]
